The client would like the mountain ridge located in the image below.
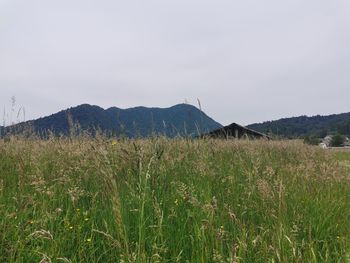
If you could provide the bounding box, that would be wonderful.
[1,103,222,138]
[247,112,350,138]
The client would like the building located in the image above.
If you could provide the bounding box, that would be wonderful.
[203,122,270,139]
[320,135,350,148]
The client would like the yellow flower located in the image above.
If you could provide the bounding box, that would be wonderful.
[111,140,117,146]
[86,238,92,242]
[69,226,73,230]
[84,218,89,221]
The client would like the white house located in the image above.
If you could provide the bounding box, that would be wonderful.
[320,135,350,148]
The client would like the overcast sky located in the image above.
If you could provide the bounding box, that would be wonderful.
[1,0,350,126]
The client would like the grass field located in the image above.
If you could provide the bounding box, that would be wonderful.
[0,137,349,262]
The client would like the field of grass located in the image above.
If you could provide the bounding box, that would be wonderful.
[0,137,350,262]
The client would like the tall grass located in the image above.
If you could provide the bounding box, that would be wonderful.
[0,137,349,262]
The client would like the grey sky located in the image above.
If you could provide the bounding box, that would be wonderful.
[1,0,350,126]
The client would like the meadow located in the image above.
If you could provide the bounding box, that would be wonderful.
[0,137,349,262]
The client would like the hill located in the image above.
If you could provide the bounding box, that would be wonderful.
[247,112,350,138]
[1,104,222,138]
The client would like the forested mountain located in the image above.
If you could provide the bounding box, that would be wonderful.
[247,112,350,138]
[1,104,222,138]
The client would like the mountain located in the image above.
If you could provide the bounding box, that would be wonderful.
[247,112,350,138]
[1,104,222,138]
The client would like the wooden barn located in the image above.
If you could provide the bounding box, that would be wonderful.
[203,122,270,139]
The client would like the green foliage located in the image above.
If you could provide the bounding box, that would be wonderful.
[303,135,320,145]
[248,113,350,138]
[331,134,346,147]
[0,138,350,262]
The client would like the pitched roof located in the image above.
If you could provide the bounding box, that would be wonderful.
[204,122,270,139]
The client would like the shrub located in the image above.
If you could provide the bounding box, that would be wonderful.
[303,135,320,145]
[331,134,346,147]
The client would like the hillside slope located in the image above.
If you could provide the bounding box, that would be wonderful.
[2,104,222,138]
[247,112,350,138]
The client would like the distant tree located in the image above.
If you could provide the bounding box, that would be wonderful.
[330,134,346,147]
[335,121,350,136]
[303,135,320,145]
[247,112,350,138]
[318,129,328,138]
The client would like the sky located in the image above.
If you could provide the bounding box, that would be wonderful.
[1,0,350,126]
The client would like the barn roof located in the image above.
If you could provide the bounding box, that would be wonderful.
[204,122,270,139]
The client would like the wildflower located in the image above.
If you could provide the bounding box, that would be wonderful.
[84,218,89,221]
[86,238,92,242]
[69,226,73,230]
[111,140,117,146]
